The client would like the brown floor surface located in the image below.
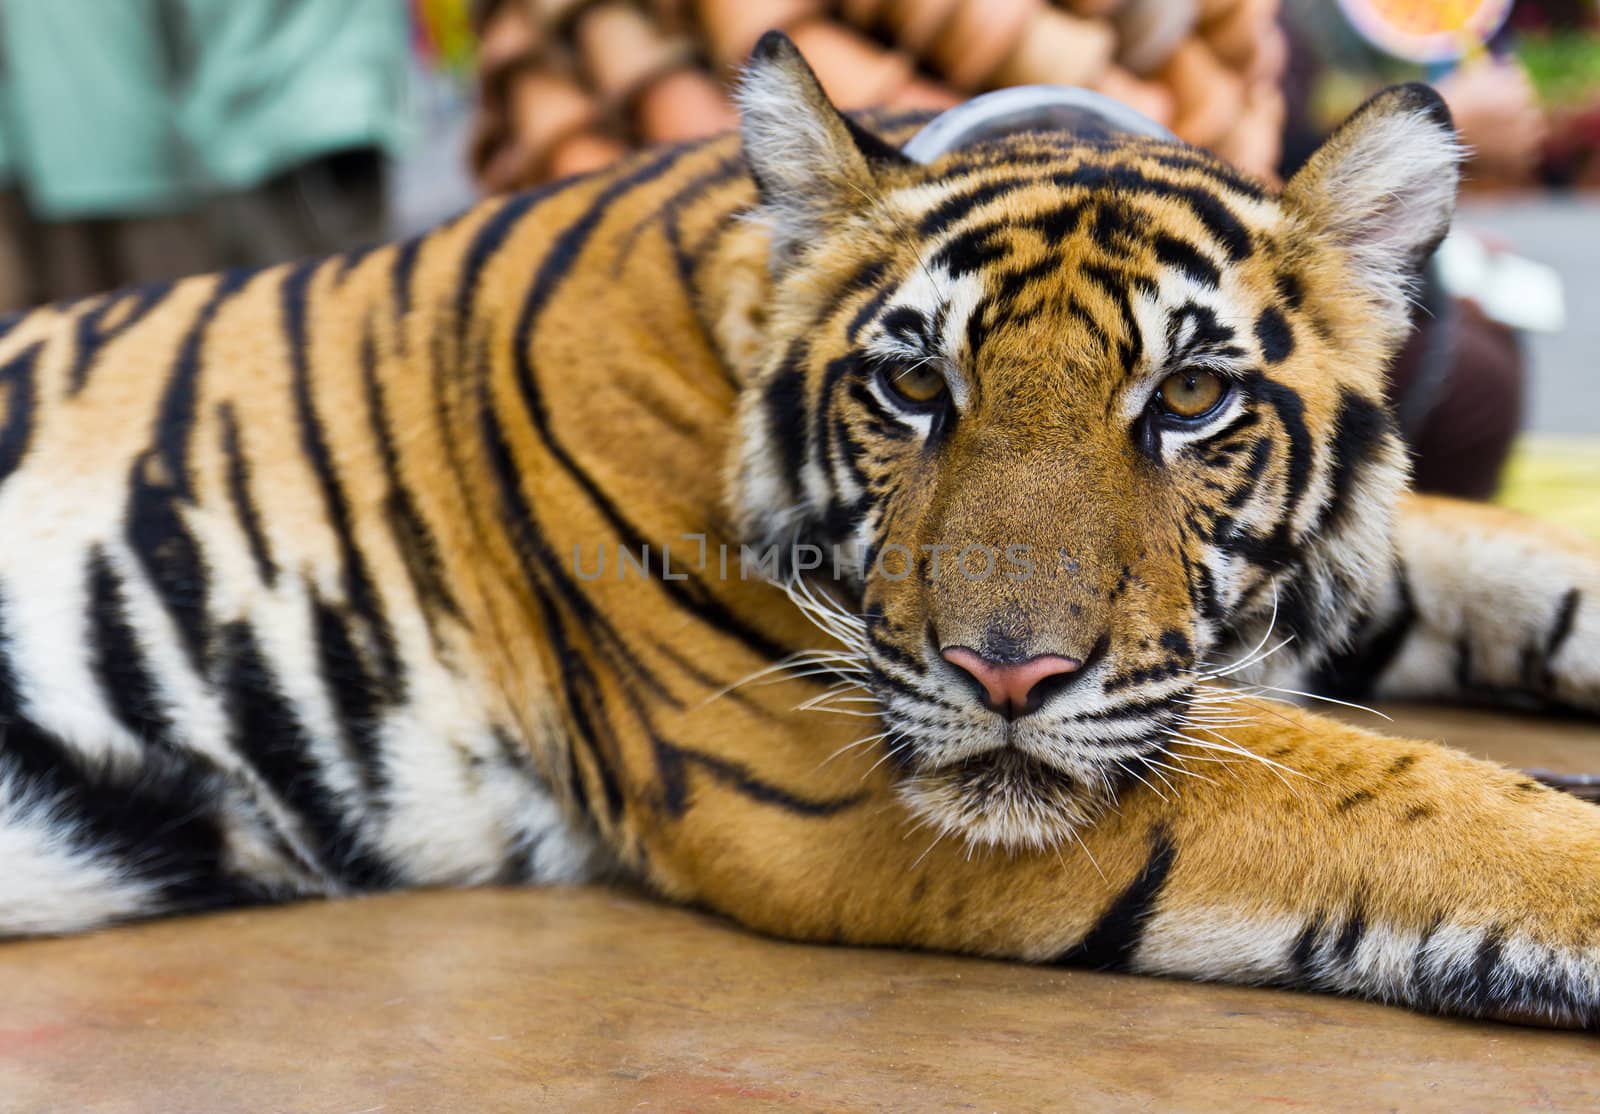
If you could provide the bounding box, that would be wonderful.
[1,705,1597,1112]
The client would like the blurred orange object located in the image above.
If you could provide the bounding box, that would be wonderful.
[697,0,826,69]
[471,0,1285,189]
[929,0,1043,91]
[1202,0,1276,70]
[576,2,691,102]
[788,20,915,107]
[548,129,632,178]
[991,7,1115,89]
[1094,65,1177,129]
[1158,37,1245,147]
[635,67,739,141]
[882,0,963,55]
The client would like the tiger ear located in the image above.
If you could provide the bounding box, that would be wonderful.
[1283,83,1463,326]
[736,31,910,269]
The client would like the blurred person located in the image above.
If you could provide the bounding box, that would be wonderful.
[1279,0,1553,501]
[0,0,410,309]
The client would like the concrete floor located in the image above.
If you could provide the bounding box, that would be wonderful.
[1456,194,1600,435]
[2,704,1596,1112]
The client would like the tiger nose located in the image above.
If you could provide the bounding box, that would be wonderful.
[940,646,1083,720]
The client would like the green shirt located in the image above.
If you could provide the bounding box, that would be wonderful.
[0,0,410,219]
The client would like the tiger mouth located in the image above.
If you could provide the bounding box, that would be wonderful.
[941,748,1080,797]
[896,747,1117,853]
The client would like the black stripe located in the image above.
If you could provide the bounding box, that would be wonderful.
[152,268,256,501]
[454,181,571,336]
[620,154,743,275]
[69,280,174,394]
[652,740,868,818]
[1065,294,1109,352]
[537,563,630,822]
[1254,304,1294,363]
[846,377,914,440]
[127,268,257,670]
[219,619,391,888]
[333,242,378,284]
[126,458,213,670]
[474,370,670,705]
[1454,631,1476,691]
[1082,262,1149,373]
[1320,389,1395,534]
[390,233,425,334]
[0,342,41,484]
[282,260,405,697]
[929,223,1008,277]
[1310,563,1417,700]
[1545,588,1581,666]
[217,402,278,586]
[0,581,21,717]
[87,547,175,747]
[1464,928,1504,1012]
[1140,148,1269,199]
[1291,919,1323,983]
[311,594,389,798]
[915,178,1019,236]
[507,144,796,666]
[1071,692,1187,723]
[0,583,261,916]
[812,353,864,494]
[1152,233,1220,287]
[1222,377,1314,574]
[991,253,1071,320]
[919,162,1249,261]
[764,338,810,493]
[845,270,897,343]
[1334,906,1366,963]
[1057,830,1176,970]
[477,400,632,823]
[0,714,266,916]
[1061,165,1254,261]
[1027,200,1086,246]
[1256,379,1312,519]
[358,329,463,627]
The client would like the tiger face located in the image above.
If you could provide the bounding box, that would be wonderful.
[728,34,1460,851]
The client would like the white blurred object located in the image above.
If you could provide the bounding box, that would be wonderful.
[1434,229,1566,334]
[386,60,479,239]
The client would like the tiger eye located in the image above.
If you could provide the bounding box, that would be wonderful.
[884,361,949,405]
[1156,369,1226,419]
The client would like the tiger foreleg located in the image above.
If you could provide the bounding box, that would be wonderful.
[645,700,1600,1027]
[1313,493,1600,716]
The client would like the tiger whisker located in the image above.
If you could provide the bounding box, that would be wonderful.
[861,736,914,780]
[1060,831,1108,883]
[1142,755,1217,785]
[1230,681,1391,722]
[1117,761,1170,803]
[818,729,895,768]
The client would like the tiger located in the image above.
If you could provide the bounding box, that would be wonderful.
[0,29,1597,1028]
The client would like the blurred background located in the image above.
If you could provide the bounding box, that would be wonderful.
[0,0,1592,528]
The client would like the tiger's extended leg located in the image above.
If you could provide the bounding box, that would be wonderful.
[639,687,1600,1029]
[1312,493,1600,716]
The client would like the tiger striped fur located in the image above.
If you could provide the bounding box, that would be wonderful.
[0,32,1597,1028]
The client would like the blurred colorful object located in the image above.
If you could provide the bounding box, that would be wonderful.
[414,0,478,74]
[1498,436,1600,542]
[469,0,1287,193]
[1334,0,1513,63]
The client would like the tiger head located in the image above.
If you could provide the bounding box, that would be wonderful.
[726,32,1461,851]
